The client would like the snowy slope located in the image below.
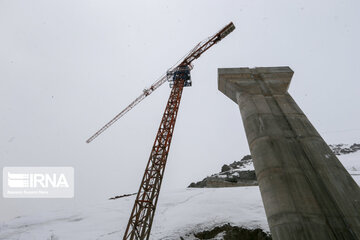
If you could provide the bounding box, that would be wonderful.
[0,153,359,240]
[338,151,360,182]
[0,188,267,240]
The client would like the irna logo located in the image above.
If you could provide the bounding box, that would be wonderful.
[3,167,74,198]
[8,172,69,188]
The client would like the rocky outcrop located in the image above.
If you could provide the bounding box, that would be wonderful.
[329,143,360,155]
[191,223,272,240]
[188,170,257,188]
[188,155,257,188]
[188,144,359,188]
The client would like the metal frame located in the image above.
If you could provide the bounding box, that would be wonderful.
[123,76,186,240]
[85,21,235,240]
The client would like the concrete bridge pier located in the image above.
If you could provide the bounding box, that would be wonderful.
[218,67,360,240]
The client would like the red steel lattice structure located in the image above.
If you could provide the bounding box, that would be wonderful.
[123,75,186,240]
[86,22,235,240]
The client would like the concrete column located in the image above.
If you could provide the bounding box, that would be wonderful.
[218,67,360,240]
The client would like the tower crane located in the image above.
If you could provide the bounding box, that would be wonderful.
[86,22,235,240]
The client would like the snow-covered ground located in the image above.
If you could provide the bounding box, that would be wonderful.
[0,153,359,240]
[0,187,267,240]
[338,151,360,174]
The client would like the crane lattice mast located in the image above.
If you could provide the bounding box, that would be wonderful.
[86,22,235,240]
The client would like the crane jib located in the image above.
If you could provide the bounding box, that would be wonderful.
[86,22,235,143]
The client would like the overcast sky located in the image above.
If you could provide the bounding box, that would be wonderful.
[1,0,360,221]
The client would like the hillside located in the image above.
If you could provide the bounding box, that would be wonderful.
[188,155,257,188]
[188,143,360,188]
[0,147,359,240]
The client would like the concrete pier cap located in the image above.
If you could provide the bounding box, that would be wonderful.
[218,66,360,240]
[218,66,293,103]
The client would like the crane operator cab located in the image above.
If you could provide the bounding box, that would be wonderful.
[166,65,191,88]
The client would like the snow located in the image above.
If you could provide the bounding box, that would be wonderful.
[237,160,255,171]
[0,188,267,240]
[0,153,358,240]
[214,174,227,178]
[213,159,255,177]
[338,151,360,183]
